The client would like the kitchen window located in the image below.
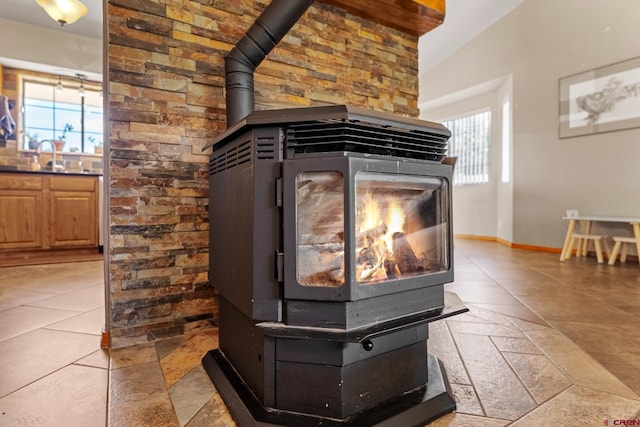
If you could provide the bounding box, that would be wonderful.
[21,77,103,154]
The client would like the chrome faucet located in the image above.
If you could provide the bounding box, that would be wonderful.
[36,139,58,171]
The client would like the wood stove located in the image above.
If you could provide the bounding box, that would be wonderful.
[202,105,467,426]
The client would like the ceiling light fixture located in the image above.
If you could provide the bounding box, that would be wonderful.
[56,76,64,93]
[76,73,87,97]
[36,0,88,26]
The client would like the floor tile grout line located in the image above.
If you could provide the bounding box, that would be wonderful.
[451,328,539,420]
[72,361,110,371]
[0,305,83,314]
[443,319,489,419]
[449,248,640,420]
[41,327,104,337]
[20,304,99,313]
[458,250,640,391]
[154,339,185,426]
[169,364,214,427]
[0,353,105,400]
[473,255,640,400]
[0,309,104,344]
[459,285,640,401]
[519,326,640,402]
[496,336,573,408]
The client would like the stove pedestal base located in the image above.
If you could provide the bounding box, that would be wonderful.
[202,349,456,427]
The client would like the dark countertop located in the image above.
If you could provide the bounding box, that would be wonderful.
[0,167,103,177]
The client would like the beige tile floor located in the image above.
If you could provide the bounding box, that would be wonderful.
[1,240,640,426]
[0,260,108,426]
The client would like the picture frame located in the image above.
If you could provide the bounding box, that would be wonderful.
[559,56,640,138]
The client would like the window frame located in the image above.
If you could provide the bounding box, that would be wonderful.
[19,74,103,156]
[443,108,491,186]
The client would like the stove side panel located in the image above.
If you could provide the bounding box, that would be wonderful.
[209,127,282,322]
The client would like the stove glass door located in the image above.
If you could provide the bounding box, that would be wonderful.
[295,171,345,288]
[354,172,448,285]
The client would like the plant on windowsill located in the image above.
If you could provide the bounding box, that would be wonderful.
[88,136,103,154]
[53,123,73,152]
[26,132,40,150]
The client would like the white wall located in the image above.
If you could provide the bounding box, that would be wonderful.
[421,90,503,238]
[419,0,640,248]
[0,17,102,79]
[496,77,513,243]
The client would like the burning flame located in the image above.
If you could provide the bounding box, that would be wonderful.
[357,193,407,282]
[384,199,405,249]
[359,193,404,232]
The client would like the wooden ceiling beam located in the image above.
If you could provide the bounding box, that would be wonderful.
[318,0,446,36]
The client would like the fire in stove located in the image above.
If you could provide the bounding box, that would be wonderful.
[202,105,467,426]
[296,171,449,287]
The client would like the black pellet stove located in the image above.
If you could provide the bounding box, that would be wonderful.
[202,105,467,426]
[201,2,466,425]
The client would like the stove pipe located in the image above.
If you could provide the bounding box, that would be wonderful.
[225,0,315,127]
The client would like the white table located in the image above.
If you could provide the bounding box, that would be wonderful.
[560,215,640,265]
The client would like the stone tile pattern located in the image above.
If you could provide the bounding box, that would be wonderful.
[108,329,231,427]
[428,304,640,425]
[106,0,420,347]
[107,308,640,427]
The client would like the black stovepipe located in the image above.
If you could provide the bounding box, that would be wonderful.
[225,0,315,127]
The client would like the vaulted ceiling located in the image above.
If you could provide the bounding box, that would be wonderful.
[0,0,524,76]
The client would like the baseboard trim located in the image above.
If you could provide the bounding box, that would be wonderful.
[101,331,110,349]
[0,248,103,267]
[511,243,562,254]
[454,234,496,242]
[496,237,512,248]
[454,234,561,253]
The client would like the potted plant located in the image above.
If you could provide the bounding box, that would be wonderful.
[53,123,73,151]
[26,132,40,150]
[88,136,103,154]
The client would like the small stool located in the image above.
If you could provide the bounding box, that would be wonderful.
[608,236,637,266]
[566,233,604,264]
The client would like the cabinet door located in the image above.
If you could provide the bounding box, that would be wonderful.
[0,190,44,249]
[49,177,98,248]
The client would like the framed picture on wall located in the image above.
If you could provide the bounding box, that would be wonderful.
[559,56,640,138]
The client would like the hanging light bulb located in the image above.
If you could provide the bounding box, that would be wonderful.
[36,0,88,26]
[56,76,64,93]
[76,73,87,97]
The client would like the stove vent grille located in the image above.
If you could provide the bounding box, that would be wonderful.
[209,138,251,175]
[286,120,448,161]
[256,134,276,160]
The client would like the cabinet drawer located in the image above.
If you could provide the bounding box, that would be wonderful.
[0,174,43,190]
[49,176,96,191]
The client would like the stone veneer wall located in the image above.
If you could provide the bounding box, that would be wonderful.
[107,0,420,347]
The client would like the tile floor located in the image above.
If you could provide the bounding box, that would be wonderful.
[0,260,108,426]
[1,240,640,426]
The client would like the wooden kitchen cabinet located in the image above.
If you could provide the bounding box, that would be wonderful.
[49,175,98,248]
[0,174,44,250]
[0,172,99,252]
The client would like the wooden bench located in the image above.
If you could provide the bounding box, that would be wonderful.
[561,216,640,266]
[564,233,604,264]
[608,236,638,266]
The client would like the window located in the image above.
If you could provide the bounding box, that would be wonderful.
[21,78,103,154]
[444,110,491,185]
